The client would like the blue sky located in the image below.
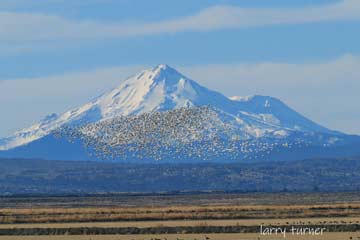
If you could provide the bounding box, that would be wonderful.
[0,0,360,136]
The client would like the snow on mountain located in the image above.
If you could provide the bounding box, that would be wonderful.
[0,64,336,151]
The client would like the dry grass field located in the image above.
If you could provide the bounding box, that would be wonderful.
[0,233,360,240]
[0,217,359,229]
[1,203,360,224]
[0,192,359,239]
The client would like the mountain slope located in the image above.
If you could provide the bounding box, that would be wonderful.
[0,64,333,150]
[0,64,357,162]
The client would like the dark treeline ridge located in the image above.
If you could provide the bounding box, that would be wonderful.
[0,156,359,195]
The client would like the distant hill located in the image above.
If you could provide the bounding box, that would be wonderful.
[0,156,359,195]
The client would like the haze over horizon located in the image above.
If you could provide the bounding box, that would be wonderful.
[1,0,360,136]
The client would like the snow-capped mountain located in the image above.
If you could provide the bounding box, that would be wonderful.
[0,64,358,162]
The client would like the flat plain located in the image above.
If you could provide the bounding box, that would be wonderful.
[1,233,360,240]
[0,192,359,239]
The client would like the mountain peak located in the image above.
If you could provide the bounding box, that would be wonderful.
[129,64,187,88]
[153,63,171,71]
[0,64,336,151]
[150,64,179,76]
[230,95,279,102]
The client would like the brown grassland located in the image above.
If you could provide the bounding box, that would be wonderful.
[0,192,359,239]
[1,203,360,224]
[1,233,360,240]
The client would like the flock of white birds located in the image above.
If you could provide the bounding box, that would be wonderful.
[54,106,313,161]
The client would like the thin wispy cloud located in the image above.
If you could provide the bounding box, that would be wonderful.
[0,0,359,43]
[0,0,113,9]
